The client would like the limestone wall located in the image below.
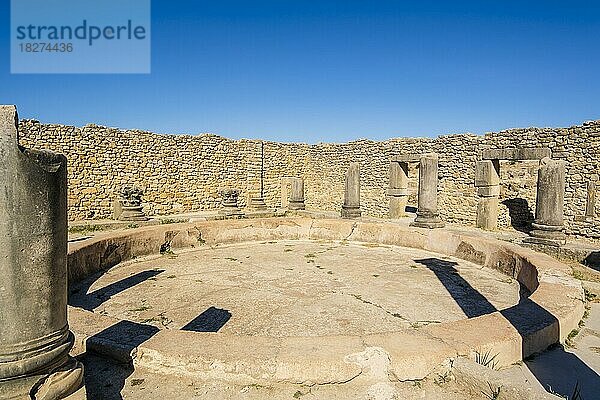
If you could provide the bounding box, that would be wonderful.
[17,119,600,239]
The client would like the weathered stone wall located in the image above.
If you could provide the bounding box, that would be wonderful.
[17,118,600,239]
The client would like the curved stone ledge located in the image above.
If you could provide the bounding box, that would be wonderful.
[67,217,585,383]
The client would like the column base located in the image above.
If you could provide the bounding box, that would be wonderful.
[410,213,445,229]
[288,199,305,210]
[119,206,149,222]
[525,222,567,246]
[1,358,84,400]
[248,197,267,210]
[219,207,244,217]
[341,205,361,219]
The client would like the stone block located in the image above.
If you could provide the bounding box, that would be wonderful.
[482,147,551,161]
[474,160,500,187]
[477,185,500,197]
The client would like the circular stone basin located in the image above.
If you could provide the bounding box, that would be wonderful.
[71,239,520,337]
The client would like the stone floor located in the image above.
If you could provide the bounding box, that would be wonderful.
[65,218,600,400]
[74,301,600,400]
[79,352,477,400]
[70,240,520,336]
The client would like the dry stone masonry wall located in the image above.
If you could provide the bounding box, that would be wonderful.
[17,119,600,239]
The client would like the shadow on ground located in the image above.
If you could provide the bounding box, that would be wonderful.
[525,344,600,399]
[80,353,133,400]
[69,269,165,310]
[415,257,598,399]
[414,258,496,318]
[584,251,600,273]
[82,320,160,400]
[181,306,232,332]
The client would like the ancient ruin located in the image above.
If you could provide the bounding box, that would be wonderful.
[410,153,445,228]
[218,187,243,216]
[341,162,361,218]
[2,104,599,400]
[475,160,500,230]
[288,177,306,210]
[526,157,567,245]
[114,186,149,221]
[0,106,84,399]
[388,157,411,218]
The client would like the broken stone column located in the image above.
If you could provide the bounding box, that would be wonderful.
[475,160,500,230]
[410,154,445,228]
[341,162,361,218]
[288,178,305,210]
[586,181,596,218]
[248,141,267,210]
[116,185,149,221]
[248,194,267,210]
[280,177,292,209]
[527,157,567,245]
[219,188,244,217]
[0,105,84,399]
[388,161,409,218]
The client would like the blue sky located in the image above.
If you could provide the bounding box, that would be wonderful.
[1,0,599,143]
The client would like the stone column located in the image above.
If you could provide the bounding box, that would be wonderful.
[341,162,361,218]
[289,178,305,210]
[0,106,84,399]
[475,160,500,230]
[586,181,596,218]
[410,153,444,228]
[219,188,244,217]
[116,186,149,221]
[280,177,292,209]
[248,141,267,210]
[527,157,567,245]
[388,161,409,218]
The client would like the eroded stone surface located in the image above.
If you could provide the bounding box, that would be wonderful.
[70,240,520,336]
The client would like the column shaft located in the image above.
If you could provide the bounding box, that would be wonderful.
[289,178,305,210]
[410,154,444,228]
[341,162,361,218]
[0,105,83,399]
[528,157,567,245]
[388,161,408,218]
[475,160,500,230]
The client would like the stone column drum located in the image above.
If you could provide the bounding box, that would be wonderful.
[219,188,244,217]
[388,161,409,218]
[528,157,567,245]
[0,106,84,399]
[288,178,305,210]
[341,162,361,218]
[475,160,500,230]
[116,186,149,221]
[248,141,267,210]
[410,153,445,228]
[248,194,267,210]
[585,181,596,219]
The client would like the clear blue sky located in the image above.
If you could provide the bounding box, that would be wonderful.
[1,0,599,143]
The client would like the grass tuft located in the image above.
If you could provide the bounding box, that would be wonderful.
[481,382,501,399]
[475,349,499,370]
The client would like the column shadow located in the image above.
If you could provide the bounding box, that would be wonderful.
[414,257,599,398]
[69,269,164,311]
[82,320,160,400]
[524,343,600,399]
[413,258,496,318]
[181,306,232,332]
